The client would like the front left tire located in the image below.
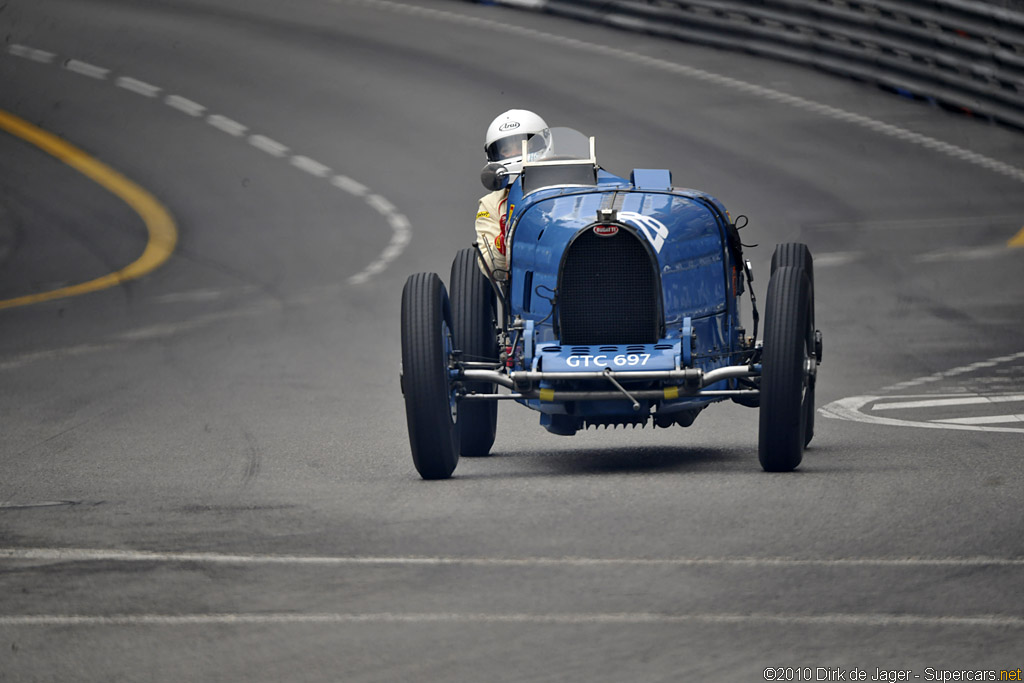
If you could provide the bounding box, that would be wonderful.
[401,272,460,479]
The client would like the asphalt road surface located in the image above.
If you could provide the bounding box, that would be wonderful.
[1,0,1022,680]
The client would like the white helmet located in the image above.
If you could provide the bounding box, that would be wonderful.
[484,109,548,177]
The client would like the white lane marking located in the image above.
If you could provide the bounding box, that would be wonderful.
[0,501,75,509]
[112,307,269,341]
[0,612,1019,628]
[291,155,331,177]
[349,195,412,284]
[114,76,161,98]
[344,0,1024,185]
[934,414,1024,425]
[0,343,122,372]
[206,114,247,137]
[0,306,272,372]
[498,0,546,8]
[331,174,369,196]
[165,95,206,117]
[3,547,1022,567]
[63,59,109,80]
[4,42,412,284]
[248,134,290,157]
[913,245,1017,263]
[814,251,862,267]
[152,286,258,304]
[820,395,1024,434]
[366,194,395,214]
[872,394,1024,411]
[879,350,1024,393]
[813,215,1024,232]
[8,44,56,63]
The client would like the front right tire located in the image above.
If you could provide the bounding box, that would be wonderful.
[770,242,817,448]
[758,265,813,472]
[449,248,499,457]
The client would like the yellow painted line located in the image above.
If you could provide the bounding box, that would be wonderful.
[0,109,177,309]
[1009,226,1024,248]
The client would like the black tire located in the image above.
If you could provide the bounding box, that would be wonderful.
[758,266,813,472]
[770,242,813,286]
[449,248,499,456]
[771,242,816,448]
[401,272,460,480]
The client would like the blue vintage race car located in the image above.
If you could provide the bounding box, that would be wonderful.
[401,128,821,479]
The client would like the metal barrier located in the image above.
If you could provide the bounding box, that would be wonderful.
[478,0,1024,130]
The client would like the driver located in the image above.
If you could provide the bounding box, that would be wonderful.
[475,109,548,277]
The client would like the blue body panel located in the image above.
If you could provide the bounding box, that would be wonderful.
[503,168,743,419]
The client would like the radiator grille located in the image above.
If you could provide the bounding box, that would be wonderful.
[558,227,660,345]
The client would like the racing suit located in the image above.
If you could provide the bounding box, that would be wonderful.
[474,188,510,277]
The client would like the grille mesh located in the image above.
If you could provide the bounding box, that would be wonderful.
[559,227,660,345]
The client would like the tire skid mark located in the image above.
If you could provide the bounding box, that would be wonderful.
[4,43,410,285]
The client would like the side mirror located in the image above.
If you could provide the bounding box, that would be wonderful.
[480,162,509,192]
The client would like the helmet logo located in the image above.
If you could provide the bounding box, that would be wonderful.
[499,121,521,132]
[593,224,619,237]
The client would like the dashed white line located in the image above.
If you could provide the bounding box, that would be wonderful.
[248,134,290,157]
[8,44,55,63]
[165,95,206,117]
[347,193,412,284]
[389,213,411,236]
[206,114,248,137]
[63,59,109,80]
[291,155,331,177]
[114,76,161,98]
[366,193,395,215]
[331,174,369,196]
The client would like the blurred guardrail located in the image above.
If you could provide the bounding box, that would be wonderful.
[476,0,1024,130]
